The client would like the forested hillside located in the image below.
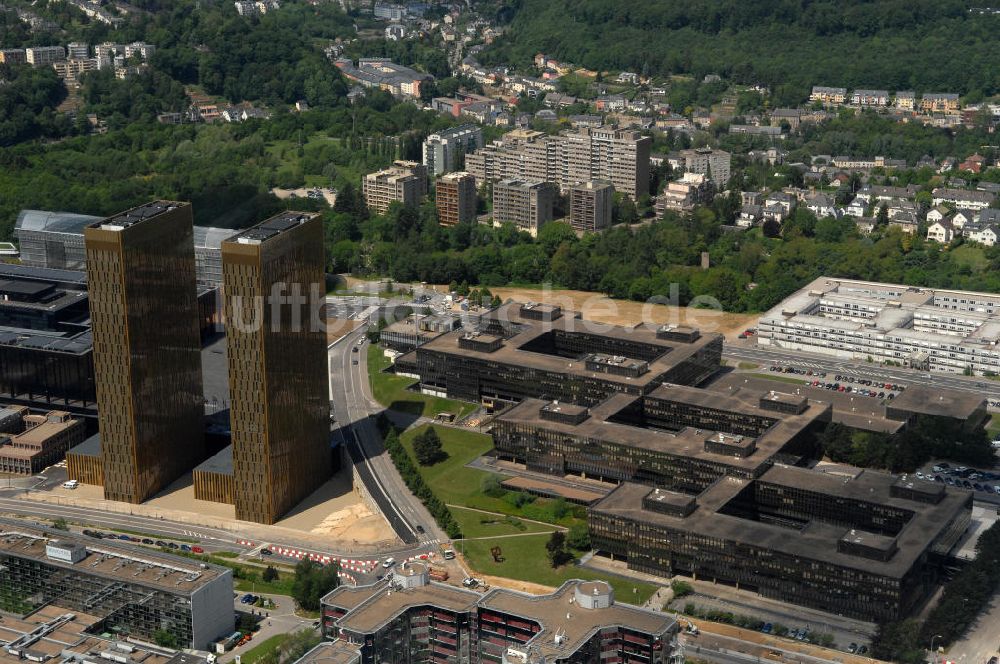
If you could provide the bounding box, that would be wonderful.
[480,0,1000,103]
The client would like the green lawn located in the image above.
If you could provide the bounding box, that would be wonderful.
[240,634,290,664]
[460,534,657,604]
[368,345,477,419]
[742,372,807,385]
[950,244,989,271]
[398,424,585,528]
[450,506,557,539]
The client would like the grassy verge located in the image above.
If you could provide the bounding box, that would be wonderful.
[737,361,759,370]
[368,345,477,419]
[742,373,807,385]
[240,634,290,664]
[449,506,557,539]
[165,549,296,595]
[460,534,657,604]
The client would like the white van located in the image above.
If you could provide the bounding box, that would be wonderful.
[62,480,79,489]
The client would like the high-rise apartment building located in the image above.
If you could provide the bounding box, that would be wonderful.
[0,49,27,64]
[221,212,330,524]
[466,126,650,200]
[569,180,614,232]
[83,201,205,504]
[362,160,427,214]
[680,147,731,187]
[435,172,477,226]
[66,42,89,59]
[422,124,482,176]
[25,46,66,66]
[492,179,556,236]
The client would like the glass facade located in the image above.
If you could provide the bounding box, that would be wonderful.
[223,213,331,524]
[84,202,205,504]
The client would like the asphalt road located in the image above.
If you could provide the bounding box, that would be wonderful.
[327,326,442,546]
[724,343,1000,404]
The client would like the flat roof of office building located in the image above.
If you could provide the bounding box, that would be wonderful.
[592,464,971,578]
[323,579,480,635]
[225,212,317,245]
[90,201,187,231]
[194,445,233,476]
[479,580,676,658]
[0,518,228,594]
[67,433,101,458]
[412,302,720,390]
[498,383,830,474]
[0,604,209,664]
[294,641,360,664]
[886,385,986,420]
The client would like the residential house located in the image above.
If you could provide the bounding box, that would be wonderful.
[926,205,952,223]
[926,217,956,243]
[770,108,802,130]
[932,187,995,211]
[804,192,838,218]
[737,204,763,228]
[921,93,960,114]
[616,72,639,85]
[888,213,918,234]
[965,222,999,247]
[765,191,795,217]
[855,217,877,234]
[952,209,978,230]
[809,86,847,105]
[851,89,890,107]
[895,91,916,111]
[845,197,867,218]
[960,153,987,173]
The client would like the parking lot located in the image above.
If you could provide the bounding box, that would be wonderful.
[918,461,1000,497]
[765,366,907,401]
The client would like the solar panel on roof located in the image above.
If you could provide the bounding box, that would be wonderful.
[260,216,302,232]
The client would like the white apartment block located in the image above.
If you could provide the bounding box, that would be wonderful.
[66,42,89,59]
[362,161,427,214]
[932,187,995,211]
[679,147,731,187]
[759,276,1000,375]
[422,124,483,176]
[465,126,650,200]
[25,46,66,66]
[655,173,714,214]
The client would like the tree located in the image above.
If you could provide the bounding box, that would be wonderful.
[670,580,694,598]
[413,426,446,466]
[152,629,179,649]
[545,531,572,567]
[262,565,279,582]
[566,523,591,550]
[51,518,69,531]
[291,559,340,611]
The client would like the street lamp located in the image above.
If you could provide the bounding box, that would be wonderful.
[930,634,943,664]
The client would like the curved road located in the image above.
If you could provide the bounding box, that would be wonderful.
[327,326,441,546]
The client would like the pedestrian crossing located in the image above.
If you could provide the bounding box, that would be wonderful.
[419,538,440,547]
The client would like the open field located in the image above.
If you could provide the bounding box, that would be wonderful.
[368,345,478,419]
[487,286,757,338]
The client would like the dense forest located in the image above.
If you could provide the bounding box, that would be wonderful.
[480,0,1000,103]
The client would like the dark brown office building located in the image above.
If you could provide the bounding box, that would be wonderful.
[222,212,330,524]
[83,201,205,504]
